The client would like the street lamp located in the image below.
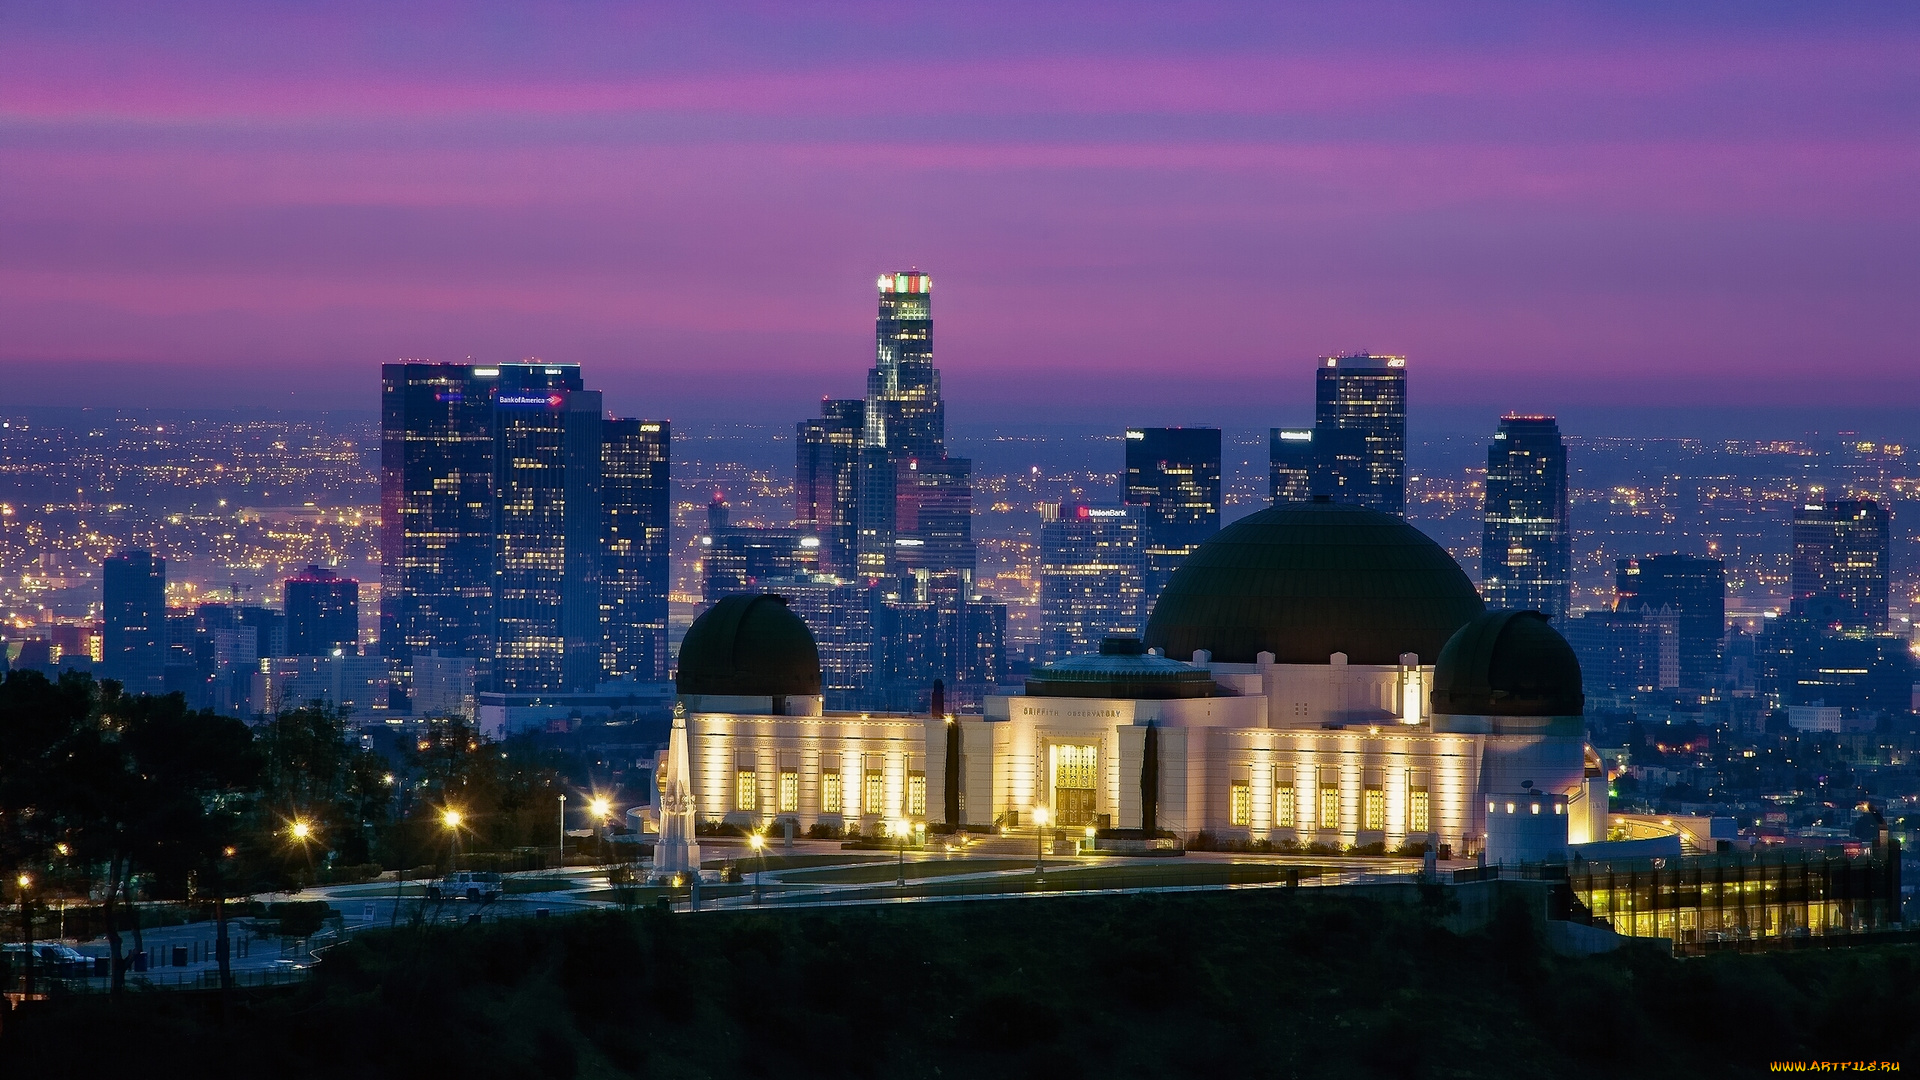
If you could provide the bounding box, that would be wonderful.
[891,819,911,886]
[441,808,463,884]
[748,832,767,905]
[1031,805,1050,878]
[589,796,612,866]
[15,873,32,998]
[289,819,312,842]
[557,794,567,865]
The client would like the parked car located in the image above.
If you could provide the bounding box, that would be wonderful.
[426,871,503,902]
[2,942,96,976]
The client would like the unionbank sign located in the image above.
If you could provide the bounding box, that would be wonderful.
[498,393,565,409]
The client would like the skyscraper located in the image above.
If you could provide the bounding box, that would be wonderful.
[1790,499,1889,632]
[1314,354,1407,515]
[379,361,580,679]
[284,566,359,656]
[796,399,864,578]
[856,271,971,582]
[1614,554,1725,692]
[490,383,602,693]
[701,493,818,602]
[1039,504,1145,663]
[1125,427,1221,607]
[892,456,976,587]
[1269,428,1315,504]
[1481,415,1570,622]
[602,419,671,682]
[867,271,942,461]
[101,549,166,694]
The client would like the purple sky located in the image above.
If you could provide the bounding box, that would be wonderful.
[2,2,1916,424]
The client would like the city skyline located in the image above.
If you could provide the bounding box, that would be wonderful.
[3,4,1916,419]
[3,7,1917,1067]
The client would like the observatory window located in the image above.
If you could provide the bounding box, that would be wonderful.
[779,770,799,813]
[864,769,885,815]
[1319,787,1340,831]
[1275,783,1296,829]
[822,770,842,815]
[1229,782,1251,827]
[1364,787,1385,831]
[1409,789,1430,833]
[907,771,927,817]
[735,770,758,812]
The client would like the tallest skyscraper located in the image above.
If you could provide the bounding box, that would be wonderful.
[866,271,943,461]
[854,271,973,586]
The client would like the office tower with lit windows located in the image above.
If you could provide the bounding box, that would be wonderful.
[893,455,976,588]
[1614,555,1725,692]
[1314,354,1407,515]
[1790,499,1889,632]
[857,271,959,578]
[102,549,167,694]
[1038,504,1145,663]
[1481,415,1570,622]
[490,385,603,693]
[1125,427,1220,607]
[796,399,864,579]
[379,361,582,680]
[1270,428,1315,504]
[602,419,671,682]
[701,493,819,602]
[284,565,359,656]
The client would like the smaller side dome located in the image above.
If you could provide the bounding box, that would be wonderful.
[676,594,821,698]
[1025,635,1217,699]
[1430,610,1584,717]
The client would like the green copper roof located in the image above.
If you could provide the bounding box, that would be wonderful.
[1026,636,1217,699]
[1143,501,1484,665]
[676,594,822,698]
[1430,609,1585,717]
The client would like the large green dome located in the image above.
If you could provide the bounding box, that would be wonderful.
[1143,501,1484,665]
[676,594,821,698]
[1430,610,1584,717]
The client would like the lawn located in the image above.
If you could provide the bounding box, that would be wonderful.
[780,857,1035,885]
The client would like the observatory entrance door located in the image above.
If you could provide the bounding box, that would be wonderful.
[1051,744,1098,827]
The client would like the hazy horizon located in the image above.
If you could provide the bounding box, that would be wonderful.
[5,2,1916,416]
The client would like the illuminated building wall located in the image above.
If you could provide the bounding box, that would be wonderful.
[796,399,864,578]
[1125,427,1221,610]
[678,712,929,830]
[1790,499,1889,632]
[602,419,671,682]
[1269,428,1315,504]
[1613,554,1725,691]
[893,455,976,587]
[379,362,580,681]
[1038,505,1144,663]
[1314,354,1407,516]
[1570,850,1903,947]
[1481,415,1570,622]
[858,272,948,579]
[491,386,602,693]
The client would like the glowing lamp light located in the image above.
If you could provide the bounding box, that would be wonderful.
[442,809,464,829]
[589,796,612,819]
[1031,805,1050,828]
[290,820,312,841]
[749,833,765,851]
[16,873,32,890]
